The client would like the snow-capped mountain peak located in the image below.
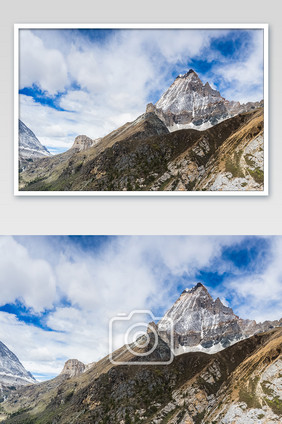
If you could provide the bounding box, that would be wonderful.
[157,283,282,355]
[19,120,51,170]
[182,282,207,294]
[0,340,35,388]
[153,70,262,132]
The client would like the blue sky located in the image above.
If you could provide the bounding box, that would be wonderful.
[0,235,281,381]
[19,28,264,154]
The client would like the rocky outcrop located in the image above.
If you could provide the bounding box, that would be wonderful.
[158,282,282,354]
[154,69,263,131]
[71,135,101,152]
[60,359,85,378]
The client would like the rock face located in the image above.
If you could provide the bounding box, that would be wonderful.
[153,69,263,131]
[0,340,35,401]
[19,120,51,168]
[71,135,101,152]
[60,359,85,378]
[158,282,282,354]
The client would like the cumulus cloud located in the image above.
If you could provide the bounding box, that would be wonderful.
[19,30,69,95]
[223,237,282,322]
[211,30,264,102]
[19,94,115,153]
[0,312,64,379]
[0,237,56,312]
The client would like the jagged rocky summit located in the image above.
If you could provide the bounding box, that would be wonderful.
[158,282,282,354]
[149,69,263,131]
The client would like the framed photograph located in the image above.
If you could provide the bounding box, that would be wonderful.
[14,24,268,196]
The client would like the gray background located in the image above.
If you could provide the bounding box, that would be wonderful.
[0,0,280,235]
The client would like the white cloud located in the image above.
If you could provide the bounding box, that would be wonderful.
[221,237,282,322]
[19,30,69,95]
[0,311,94,380]
[0,237,56,312]
[211,30,264,103]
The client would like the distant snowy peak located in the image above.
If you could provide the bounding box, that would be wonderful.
[0,340,35,387]
[157,283,282,355]
[152,70,263,131]
[19,120,51,162]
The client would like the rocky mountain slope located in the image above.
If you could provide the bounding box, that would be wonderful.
[0,340,35,403]
[60,359,86,378]
[158,283,282,355]
[18,120,51,170]
[18,111,169,191]
[1,328,281,424]
[152,69,263,131]
[19,108,264,191]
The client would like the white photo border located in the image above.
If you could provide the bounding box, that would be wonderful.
[14,23,269,197]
